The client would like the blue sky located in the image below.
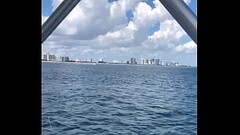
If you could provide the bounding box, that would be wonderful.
[42,0,197,17]
[42,0,197,66]
[42,0,52,16]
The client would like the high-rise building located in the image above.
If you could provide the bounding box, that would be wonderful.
[49,54,56,61]
[148,59,152,65]
[42,53,56,61]
[60,56,69,62]
[151,59,154,64]
[130,58,136,64]
[155,59,160,65]
[42,54,47,61]
[144,59,149,65]
[150,59,154,65]
[85,59,92,63]
[140,58,144,65]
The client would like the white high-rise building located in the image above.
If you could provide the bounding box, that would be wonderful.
[144,59,149,65]
[42,54,47,61]
[140,58,145,65]
[42,53,56,61]
[48,54,56,61]
[150,59,154,65]
[148,59,152,65]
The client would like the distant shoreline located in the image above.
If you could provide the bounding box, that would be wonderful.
[42,61,196,68]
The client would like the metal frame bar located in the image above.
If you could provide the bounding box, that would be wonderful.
[42,0,81,43]
[159,0,197,43]
[42,0,197,44]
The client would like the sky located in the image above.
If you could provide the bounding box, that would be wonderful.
[42,0,197,66]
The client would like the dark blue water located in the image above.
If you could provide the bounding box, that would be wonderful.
[42,62,197,135]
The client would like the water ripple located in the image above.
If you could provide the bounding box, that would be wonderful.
[42,63,197,135]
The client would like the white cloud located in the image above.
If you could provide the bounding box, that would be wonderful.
[49,0,139,40]
[42,0,196,65]
[91,0,179,49]
[175,40,197,53]
[132,0,171,29]
[93,22,136,48]
[138,19,187,53]
[148,19,187,43]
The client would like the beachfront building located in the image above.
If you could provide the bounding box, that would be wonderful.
[144,59,149,65]
[130,58,137,64]
[155,59,160,65]
[60,56,69,62]
[42,53,56,61]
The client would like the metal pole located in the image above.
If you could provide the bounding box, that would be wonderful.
[42,0,81,43]
[159,0,197,43]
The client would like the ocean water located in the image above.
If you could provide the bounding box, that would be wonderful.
[42,62,197,135]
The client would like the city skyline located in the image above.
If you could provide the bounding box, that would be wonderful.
[42,0,197,66]
[42,53,192,67]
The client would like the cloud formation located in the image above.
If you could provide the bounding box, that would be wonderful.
[175,41,197,54]
[42,0,196,65]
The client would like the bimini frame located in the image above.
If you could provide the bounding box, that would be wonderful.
[42,0,197,44]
